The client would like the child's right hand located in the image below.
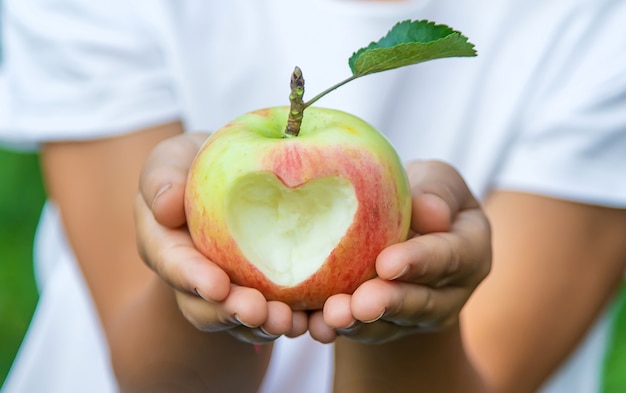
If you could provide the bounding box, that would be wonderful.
[134,132,309,344]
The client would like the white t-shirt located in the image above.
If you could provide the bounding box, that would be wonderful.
[1,1,626,392]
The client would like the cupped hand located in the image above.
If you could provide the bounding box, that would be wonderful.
[135,132,308,344]
[309,160,492,344]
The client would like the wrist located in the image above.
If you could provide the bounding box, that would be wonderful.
[334,323,489,393]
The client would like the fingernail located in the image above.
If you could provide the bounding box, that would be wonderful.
[259,326,280,340]
[335,319,358,335]
[345,319,358,329]
[194,288,215,304]
[234,314,259,329]
[388,265,409,281]
[361,308,386,324]
[152,183,172,210]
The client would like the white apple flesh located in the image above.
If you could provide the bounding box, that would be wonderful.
[185,106,411,310]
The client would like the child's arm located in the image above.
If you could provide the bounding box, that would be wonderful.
[41,123,297,393]
[325,162,626,392]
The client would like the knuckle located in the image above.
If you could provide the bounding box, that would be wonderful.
[419,287,436,318]
[427,233,459,288]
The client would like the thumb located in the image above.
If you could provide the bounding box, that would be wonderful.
[406,160,479,234]
[139,132,209,228]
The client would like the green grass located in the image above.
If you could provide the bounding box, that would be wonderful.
[602,284,626,393]
[0,147,46,387]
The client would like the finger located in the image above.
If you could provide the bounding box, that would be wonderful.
[135,194,230,302]
[376,208,491,287]
[228,300,296,344]
[323,294,356,328]
[260,301,294,337]
[227,325,281,345]
[175,284,269,333]
[323,291,411,344]
[139,132,209,228]
[311,294,358,343]
[178,286,300,344]
[334,319,413,345]
[308,310,338,344]
[350,278,465,330]
[405,160,480,234]
[286,311,309,338]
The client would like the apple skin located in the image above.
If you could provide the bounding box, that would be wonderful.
[184,106,411,310]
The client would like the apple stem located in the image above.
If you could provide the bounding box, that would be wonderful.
[284,67,363,137]
[285,67,306,137]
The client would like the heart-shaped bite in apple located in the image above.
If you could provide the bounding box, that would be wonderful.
[226,173,357,287]
[185,106,411,310]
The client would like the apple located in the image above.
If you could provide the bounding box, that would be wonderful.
[184,105,411,310]
[183,19,476,310]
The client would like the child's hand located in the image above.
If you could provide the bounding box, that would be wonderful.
[134,133,309,344]
[308,161,492,344]
[135,134,490,346]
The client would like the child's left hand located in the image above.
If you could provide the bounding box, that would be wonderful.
[308,160,492,344]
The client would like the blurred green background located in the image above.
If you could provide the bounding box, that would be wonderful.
[0,147,46,386]
[0,7,46,384]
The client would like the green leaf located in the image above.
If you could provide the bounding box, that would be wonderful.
[302,19,477,109]
[349,20,477,77]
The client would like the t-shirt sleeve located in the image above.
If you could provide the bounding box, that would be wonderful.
[493,4,626,208]
[0,0,180,149]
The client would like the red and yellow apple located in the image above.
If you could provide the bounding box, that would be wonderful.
[184,106,411,310]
